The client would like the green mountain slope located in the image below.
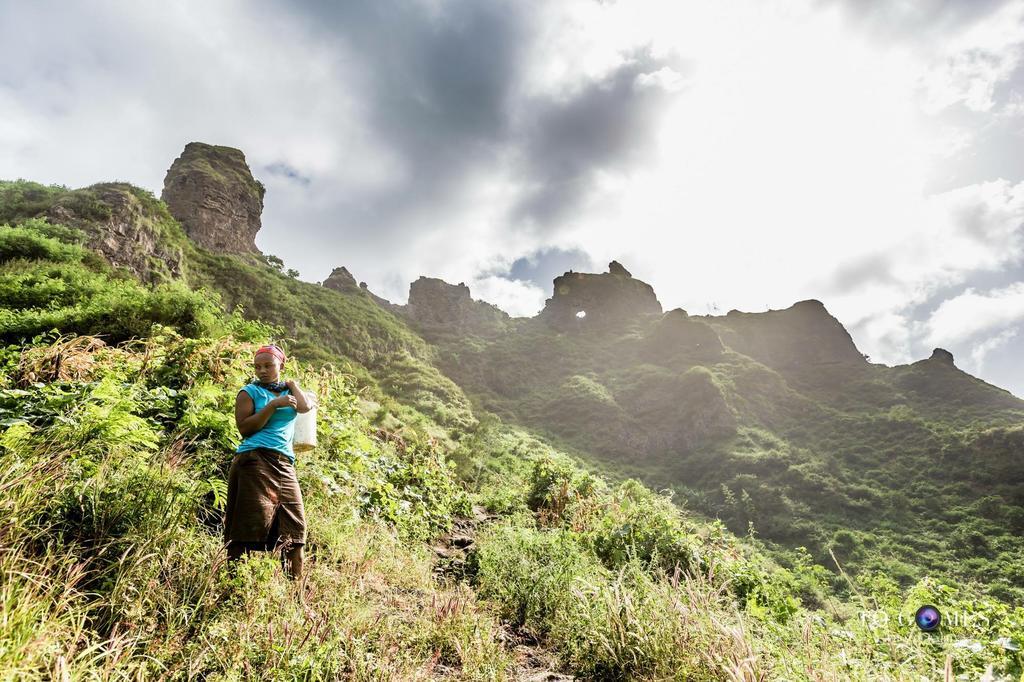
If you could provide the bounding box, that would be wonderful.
[1,171,1022,679]
[415,265,1024,603]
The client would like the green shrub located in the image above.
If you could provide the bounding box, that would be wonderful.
[588,479,705,573]
[0,249,221,346]
[526,453,603,523]
[0,223,86,264]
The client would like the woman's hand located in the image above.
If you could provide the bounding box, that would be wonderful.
[285,379,314,414]
[271,394,298,409]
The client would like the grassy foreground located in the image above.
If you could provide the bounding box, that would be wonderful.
[3,328,1022,680]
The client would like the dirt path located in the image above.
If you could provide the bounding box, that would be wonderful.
[431,506,575,682]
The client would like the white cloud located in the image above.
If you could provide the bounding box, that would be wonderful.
[918,0,1024,113]
[970,327,1018,373]
[808,178,1024,366]
[634,67,689,93]
[531,2,1024,368]
[924,282,1024,348]
[0,1,401,193]
[467,276,548,318]
[1000,90,1024,117]
[855,311,914,364]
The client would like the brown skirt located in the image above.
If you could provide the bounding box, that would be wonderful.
[224,447,306,548]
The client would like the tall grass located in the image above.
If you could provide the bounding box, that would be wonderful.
[0,331,511,680]
[465,427,1024,680]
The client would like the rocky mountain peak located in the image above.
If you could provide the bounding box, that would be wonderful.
[403,277,510,337]
[320,264,401,313]
[322,266,360,294]
[608,260,631,277]
[161,142,265,255]
[712,299,866,368]
[929,347,956,367]
[539,260,662,330]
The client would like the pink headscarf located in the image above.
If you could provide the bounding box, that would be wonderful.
[254,344,286,363]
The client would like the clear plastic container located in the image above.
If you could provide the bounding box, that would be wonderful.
[293,392,318,452]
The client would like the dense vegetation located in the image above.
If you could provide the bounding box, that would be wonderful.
[1,182,1022,678]
[427,308,1024,604]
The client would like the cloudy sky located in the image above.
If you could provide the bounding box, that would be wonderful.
[3,0,1024,396]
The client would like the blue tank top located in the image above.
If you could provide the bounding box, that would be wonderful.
[236,383,296,462]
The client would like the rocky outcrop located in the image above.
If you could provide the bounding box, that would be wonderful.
[895,346,1024,410]
[608,259,631,277]
[403,277,510,337]
[46,183,183,284]
[321,265,404,314]
[708,299,866,369]
[539,261,662,331]
[161,142,265,256]
[322,266,360,294]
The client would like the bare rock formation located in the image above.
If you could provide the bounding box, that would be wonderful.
[608,259,631,277]
[321,265,404,315]
[403,276,510,337]
[46,183,183,284]
[539,261,662,330]
[161,142,265,255]
[322,266,360,294]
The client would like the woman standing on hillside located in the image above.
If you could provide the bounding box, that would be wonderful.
[224,343,312,579]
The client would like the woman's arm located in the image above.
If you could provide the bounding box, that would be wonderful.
[285,379,313,414]
[235,390,296,437]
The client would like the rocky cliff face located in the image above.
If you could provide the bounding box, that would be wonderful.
[46,183,184,284]
[403,277,510,338]
[539,260,662,330]
[161,142,265,256]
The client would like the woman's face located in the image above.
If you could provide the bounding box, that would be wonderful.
[254,353,283,383]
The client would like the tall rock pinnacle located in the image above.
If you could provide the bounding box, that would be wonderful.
[161,142,265,255]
